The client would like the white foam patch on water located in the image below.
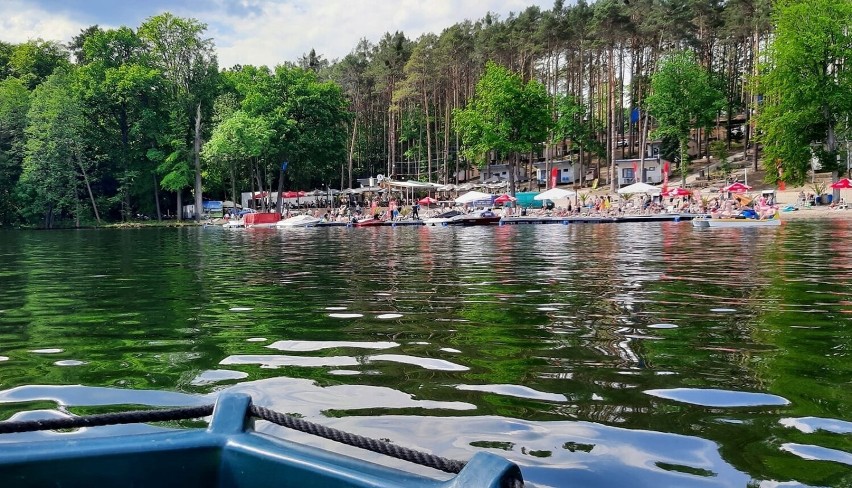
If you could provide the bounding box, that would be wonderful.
[328,370,361,376]
[246,338,267,342]
[374,293,392,296]
[325,306,348,311]
[31,349,63,354]
[229,307,253,312]
[328,313,363,319]
[537,307,558,312]
[710,308,737,313]
[376,313,403,319]
[221,354,359,368]
[369,354,469,371]
[54,360,85,367]
[526,290,542,293]
[644,388,790,407]
[0,356,9,362]
[440,348,462,353]
[648,323,679,329]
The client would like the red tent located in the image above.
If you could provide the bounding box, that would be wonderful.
[281,191,304,198]
[494,194,517,204]
[665,187,691,197]
[830,178,852,189]
[418,196,438,205]
[252,191,268,199]
[723,182,752,193]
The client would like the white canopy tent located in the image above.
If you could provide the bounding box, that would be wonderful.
[533,188,576,201]
[617,182,661,195]
[455,191,494,205]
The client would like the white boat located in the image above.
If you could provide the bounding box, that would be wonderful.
[276,214,321,227]
[423,209,463,226]
[692,216,781,228]
[222,219,245,228]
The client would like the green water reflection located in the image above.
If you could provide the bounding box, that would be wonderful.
[0,222,849,487]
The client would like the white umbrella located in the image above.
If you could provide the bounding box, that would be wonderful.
[617,182,661,195]
[534,187,576,201]
[455,191,494,205]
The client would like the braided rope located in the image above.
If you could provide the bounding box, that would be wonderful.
[0,405,215,434]
[250,404,466,474]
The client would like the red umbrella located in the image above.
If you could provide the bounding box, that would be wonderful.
[281,191,300,198]
[830,178,852,189]
[665,187,691,197]
[494,194,517,204]
[723,182,752,193]
[418,196,438,205]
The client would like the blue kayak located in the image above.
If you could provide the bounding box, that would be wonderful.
[0,392,522,487]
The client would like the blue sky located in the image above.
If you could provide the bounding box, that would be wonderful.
[2,0,551,68]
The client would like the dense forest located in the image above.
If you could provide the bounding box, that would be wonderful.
[0,0,849,227]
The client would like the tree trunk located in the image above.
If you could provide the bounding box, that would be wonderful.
[153,173,162,222]
[348,117,357,189]
[176,191,182,222]
[423,89,432,182]
[230,165,237,215]
[276,165,285,215]
[193,103,203,221]
[78,160,101,224]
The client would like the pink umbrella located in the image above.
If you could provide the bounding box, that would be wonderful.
[830,178,852,189]
[494,194,517,205]
[665,187,691,197]
[723,182,752,193]
[418,196,438,205]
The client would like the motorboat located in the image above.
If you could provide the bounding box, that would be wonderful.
[0,392,521,487]
[447,209,502,226]
[423,210,463,226]
[692,214,781,228]
[276,214,321,228]
[222,219,245,229]
[354,217,386,227]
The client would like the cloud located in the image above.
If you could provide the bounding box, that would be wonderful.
[1,0,551,68]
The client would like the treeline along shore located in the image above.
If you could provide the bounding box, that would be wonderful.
[1,0,850,228]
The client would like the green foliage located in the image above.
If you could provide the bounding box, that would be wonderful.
[646,51,724,182]
[7,40,70,89]
[0,77,30,225]
[454,62,552,166]
[710,140,731,178]
[756,0,852,185]
[554,94,604,157]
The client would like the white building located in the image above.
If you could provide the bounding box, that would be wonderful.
[615,157,668,187]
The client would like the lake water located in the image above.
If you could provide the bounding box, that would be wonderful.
[0,222,850,487]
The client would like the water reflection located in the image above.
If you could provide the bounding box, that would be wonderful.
[0,222,850,486]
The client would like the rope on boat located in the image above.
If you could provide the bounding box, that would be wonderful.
[0,402,524,486]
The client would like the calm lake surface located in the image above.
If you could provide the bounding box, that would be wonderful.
[0,222,850,487]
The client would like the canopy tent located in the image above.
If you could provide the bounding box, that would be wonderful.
[830,178,852,189]
[455,191,494,205]
[617,182,661,195]
[534,187,576,201]
[723,182,752,193]
[418,196,438,205]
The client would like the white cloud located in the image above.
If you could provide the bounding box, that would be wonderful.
[1,0,551,67]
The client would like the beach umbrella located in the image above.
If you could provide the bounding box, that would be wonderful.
[494,194,517,204]
[723,182,752,193]
[534,187,576,201]
[665,187,691,198]
[617,182,661,195]
[830,178,852,189]
[418,196,438,205]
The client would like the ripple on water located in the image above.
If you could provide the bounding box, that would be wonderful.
[190,369,250,386]
[440,348,461,353]
[0,356,8,362]
[220,354,359,368]
[369,354,469,372]
[53,360,85,367]
[376,313,403,319]
[328,313,363,319]
[229,307,253,312]
[644,388,790,407]
[455,384,567,402]
[710,308,737,313]
[325,306,348,311]
[779,417,852,434]
[266,340,398,352]
[648,323,679,329]
[30,349,63,354]
[328,370,361,376]
[246,338,267,342]
[780,443,852,466]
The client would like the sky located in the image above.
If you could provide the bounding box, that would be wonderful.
[1,0,552,68]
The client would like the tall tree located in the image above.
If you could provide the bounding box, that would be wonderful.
[139,13,218,221]
[454,61,551,195]
[646,50,723,185]
[0,77,30,225]
[756,0,852,185]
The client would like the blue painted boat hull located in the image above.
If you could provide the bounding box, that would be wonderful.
[0,393,521,487]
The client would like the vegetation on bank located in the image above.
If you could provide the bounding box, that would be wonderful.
[0,0,850,228]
